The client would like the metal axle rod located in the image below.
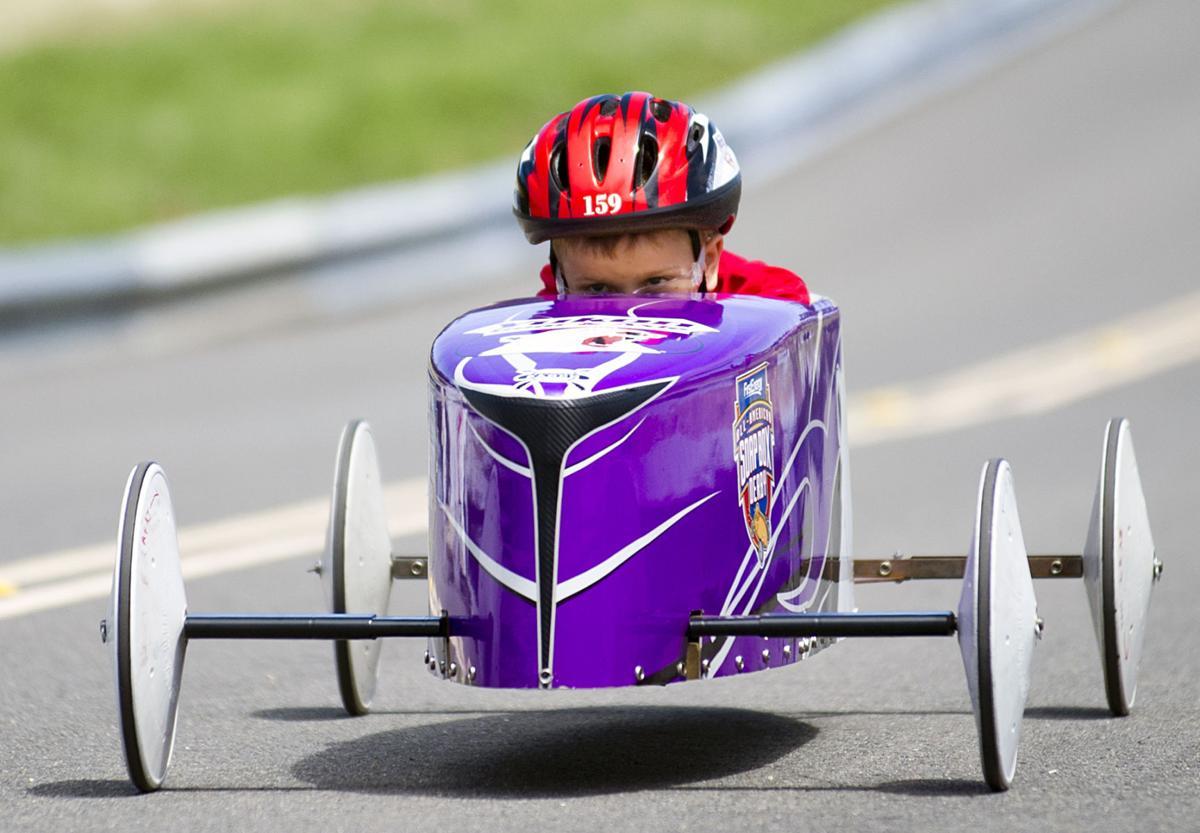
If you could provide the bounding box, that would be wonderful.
[184,614,446,640]
[688,611,957,639]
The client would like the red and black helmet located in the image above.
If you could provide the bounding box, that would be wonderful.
[513,92,741,244]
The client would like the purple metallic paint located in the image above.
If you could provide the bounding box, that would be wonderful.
[427,295,847,689]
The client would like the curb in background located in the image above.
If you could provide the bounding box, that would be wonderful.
[0,0,1112,317]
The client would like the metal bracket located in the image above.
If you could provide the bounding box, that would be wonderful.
[440,608,451,679]
[391,556,428,580]
[853,554,1082,583]
[684,639,702,680]
[390,553,1086,584]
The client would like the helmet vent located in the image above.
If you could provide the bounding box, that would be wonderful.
[634,135,658,189]
[593,136,611,183]
[650,98,671,123]
[550,144,568,193]
[687,122,705,154]
[599,98,618,117]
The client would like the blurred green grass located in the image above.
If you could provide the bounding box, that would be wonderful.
[0,0,899,244]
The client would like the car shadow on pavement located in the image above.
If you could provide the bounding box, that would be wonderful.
[874,778,991,796]
[252,706,349,722]
[292,705,817,797]
[1024,706,1111,721]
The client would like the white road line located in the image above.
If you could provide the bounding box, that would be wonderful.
[3,290,1200,621]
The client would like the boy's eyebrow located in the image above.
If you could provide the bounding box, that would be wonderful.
[566,266,683,284]
[567,273,684,291]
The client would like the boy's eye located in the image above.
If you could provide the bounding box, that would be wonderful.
[644,276,670,286]
[583,283,612,294]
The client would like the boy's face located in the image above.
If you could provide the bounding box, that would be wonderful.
[553,230,723,295]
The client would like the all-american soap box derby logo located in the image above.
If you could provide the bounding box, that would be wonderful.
[458,311,718,398]
[733,363,775,565]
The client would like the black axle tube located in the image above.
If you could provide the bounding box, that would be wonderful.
[689,611,957,639]
[184,614,446,640]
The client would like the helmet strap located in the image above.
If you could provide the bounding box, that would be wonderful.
[690,242,708,292]
[549,245,566,294]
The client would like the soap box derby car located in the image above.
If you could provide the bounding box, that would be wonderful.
[105,293,1163,793]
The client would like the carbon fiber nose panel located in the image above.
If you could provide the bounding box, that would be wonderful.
[461,381,669,680]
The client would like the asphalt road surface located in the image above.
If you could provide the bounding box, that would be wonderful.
[3,0,1198,830]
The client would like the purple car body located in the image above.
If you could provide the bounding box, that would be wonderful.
[427,294,852,689]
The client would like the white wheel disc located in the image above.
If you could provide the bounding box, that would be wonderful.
[958,459,1038,791]
[1084,418,1157,716]
[112,463,187,792]
[327,420,394,715]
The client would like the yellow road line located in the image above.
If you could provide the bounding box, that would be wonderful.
[0,479,426,620]
[848,290,1200,446]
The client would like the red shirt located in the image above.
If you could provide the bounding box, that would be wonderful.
[537,250,810,303]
